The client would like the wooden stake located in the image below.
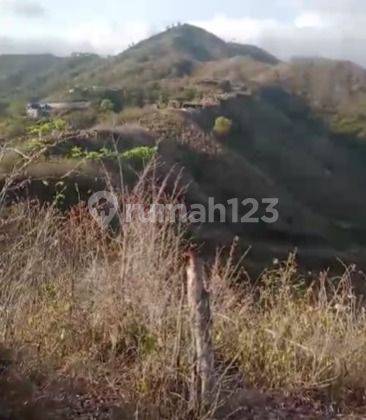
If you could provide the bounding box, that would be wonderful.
[186,250,214,413]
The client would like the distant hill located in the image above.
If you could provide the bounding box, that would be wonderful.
[57,24,279,90]
[0,53,102,102]
[0,25,279,104]
[0,54,60,99]
[120,24,279,64]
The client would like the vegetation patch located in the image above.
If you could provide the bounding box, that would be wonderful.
[67,145,157,165]
[27,118,67,138]
[213,116,232,137]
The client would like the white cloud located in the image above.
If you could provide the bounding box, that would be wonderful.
[294,13,323,29]
[192,15,281,44]
[0,20,155,56]
[1,1,366,67]
[65,21,155,55]
[0,0,45,17]
[192,9,366,66]
[0,36,85,56]
[293,0,366,16]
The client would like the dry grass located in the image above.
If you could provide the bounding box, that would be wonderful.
[212,254,366,405]
[1,178,366,417]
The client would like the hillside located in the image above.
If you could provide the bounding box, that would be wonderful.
[15,24,278,100]
[134,91,366,272]
[119,24,279,65]
[255,57,366,138]
[0,25,279,111]
[0,53,102,102]
[2,24,366,273]
[255,57,366,111]
[193,55,272,82]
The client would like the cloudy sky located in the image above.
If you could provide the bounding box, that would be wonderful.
[1,0,366,65]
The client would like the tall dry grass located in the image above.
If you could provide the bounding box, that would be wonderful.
[212,254,366,407]
[1,178,366,417]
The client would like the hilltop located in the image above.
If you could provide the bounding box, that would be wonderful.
[80,24,278,86]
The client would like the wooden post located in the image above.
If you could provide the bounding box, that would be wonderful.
[186,251,215,413]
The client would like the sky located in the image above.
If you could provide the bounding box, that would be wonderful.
[1,0,366,66]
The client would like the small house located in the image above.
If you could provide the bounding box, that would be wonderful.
[26,103,50,120]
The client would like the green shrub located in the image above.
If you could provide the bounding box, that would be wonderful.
[67,146,157,167]
[330,116,366,137]
[23,138,48,153]
[68,146,85,159]
[27,119,67,138]
[121,146,157,165]
[68,146,114,161]
[213,116,232,137]
[100,98,114,113]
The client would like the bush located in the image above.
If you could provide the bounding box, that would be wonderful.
[66,145,157,173]
[331,116,365,137]
[121,146,157,163]
[213,116,232,137]
[100,98,114,113]
[27,118,67,138]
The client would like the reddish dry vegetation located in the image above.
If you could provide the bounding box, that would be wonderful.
[1,183,366,418]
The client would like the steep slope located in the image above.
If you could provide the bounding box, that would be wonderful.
[116,86,366,272]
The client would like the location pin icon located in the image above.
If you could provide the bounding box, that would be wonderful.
[88,191,119,228]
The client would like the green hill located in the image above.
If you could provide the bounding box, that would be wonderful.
[48,24,279,92]
[3,25,366,272]
[0,25,279,106]
[0,53,102,102]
